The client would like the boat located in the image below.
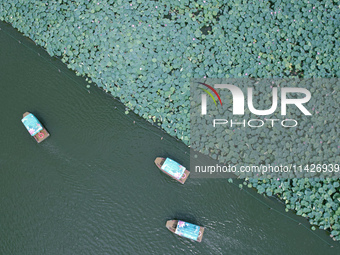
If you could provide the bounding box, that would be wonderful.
[166,220,205,242]
[154,157,190,184]
[21,112,50,143]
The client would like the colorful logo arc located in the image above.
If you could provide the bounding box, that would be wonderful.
[197,82,223,106]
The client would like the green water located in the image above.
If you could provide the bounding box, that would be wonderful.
[0,21,339,255]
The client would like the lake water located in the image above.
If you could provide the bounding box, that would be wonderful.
[0,21,339,255]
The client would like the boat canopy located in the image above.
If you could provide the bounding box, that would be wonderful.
[21,113,43,136]
[175,221,200,241]
[161,158,185,179]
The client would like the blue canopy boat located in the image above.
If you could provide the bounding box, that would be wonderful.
[154,157,190,184]
[166,220,205,242]
[21,112,50,143]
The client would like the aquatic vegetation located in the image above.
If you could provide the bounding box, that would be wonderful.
[1,0,339,241]
[248,177,340,241]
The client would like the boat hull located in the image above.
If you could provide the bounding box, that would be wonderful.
[22,112,50,143]
[166,220,205,242]
[154,157,190,184]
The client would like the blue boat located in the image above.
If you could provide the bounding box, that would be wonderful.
[21,112,50,143]
[166,220,205,242]
[154,157,190,184]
